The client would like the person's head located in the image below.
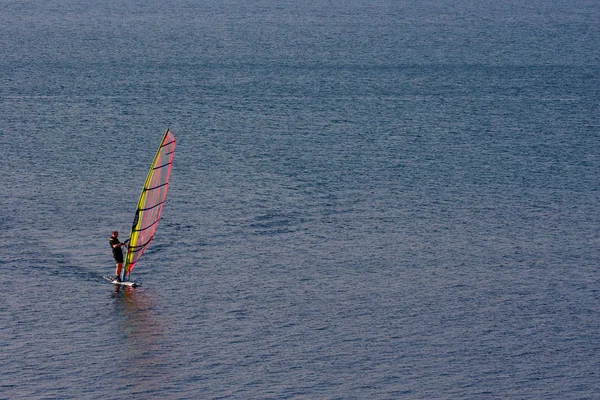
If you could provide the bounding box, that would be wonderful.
[112,231,119,237]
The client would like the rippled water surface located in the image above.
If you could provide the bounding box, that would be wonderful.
[1,0,599,398]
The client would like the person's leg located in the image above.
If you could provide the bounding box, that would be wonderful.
[115,263,123,281]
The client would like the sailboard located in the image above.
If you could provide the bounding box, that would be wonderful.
[103,275,140,287]
[109,129,176,286]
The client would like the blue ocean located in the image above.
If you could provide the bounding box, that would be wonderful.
[1,0,599,398]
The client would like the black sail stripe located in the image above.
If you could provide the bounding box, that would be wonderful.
[129,236,154,252]
[140,200,165,212]
[132,218,160,233]
[145,181,168,192]
[153,161,173,170]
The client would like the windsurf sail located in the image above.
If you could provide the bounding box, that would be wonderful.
[121,129,176,280]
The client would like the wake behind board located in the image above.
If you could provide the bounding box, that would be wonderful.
[103,276,140,288]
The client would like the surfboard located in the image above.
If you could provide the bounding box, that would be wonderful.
[103,275,140,287]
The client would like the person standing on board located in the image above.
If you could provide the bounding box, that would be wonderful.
[109,231,128,282]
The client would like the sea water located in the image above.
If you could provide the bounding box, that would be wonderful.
[1,0,599,398]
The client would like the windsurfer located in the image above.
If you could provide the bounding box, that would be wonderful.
[109,231,128,282]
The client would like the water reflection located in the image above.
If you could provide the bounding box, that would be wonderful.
[111,286,174,396]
